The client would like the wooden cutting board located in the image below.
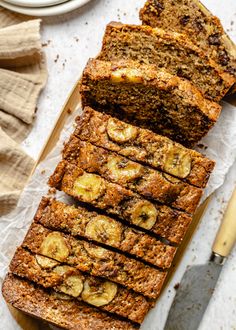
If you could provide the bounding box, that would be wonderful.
[9,79,210,329]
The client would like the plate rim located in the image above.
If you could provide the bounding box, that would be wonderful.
[0,0,92,16]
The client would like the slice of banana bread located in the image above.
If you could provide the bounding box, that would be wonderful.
[10,247,150,323]
[140,0,236,91]
[23,223,167,299]
[49,160,192,243]
[35,197,177,268]
[80,59,221,147]
[99,22,234,100]
[63,137,203,214]
[75,107,215,188]
[2,274,139,330]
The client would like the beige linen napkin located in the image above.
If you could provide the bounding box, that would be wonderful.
[0,10,47,215]
[0,128,34,216]
[0,19,42,68]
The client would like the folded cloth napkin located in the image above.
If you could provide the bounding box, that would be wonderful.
[0,128,34,216]
[0,9,47,216]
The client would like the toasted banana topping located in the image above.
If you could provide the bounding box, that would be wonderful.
[84,242,108,259]
[53,265,72,276]
[106,155,142,182]
[85,215,122,245]
[59,275,84,298]
[40,232,70,262]
[51,292,73,300]
[164,147,191,178]
[82,279,117,307]
[131,200,157,230]
[111,68,143,83]
[73,172,105,202]
[35,254,60,269]
[107,118,138,143]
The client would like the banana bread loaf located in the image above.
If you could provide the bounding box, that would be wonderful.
[35,197,177,268]
[99,22,234,100]
[63,137,202,214]
[140,0,236,91]
[10,247,150,323]
[75,107,215,189]
[2,274,139,330]
[23,223,167,299]
[49,160,192,243]
[80,59,221,147]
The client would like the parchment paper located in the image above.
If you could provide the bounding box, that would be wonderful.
[1,100,236,330]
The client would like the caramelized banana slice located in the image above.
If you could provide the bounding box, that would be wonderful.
[107,118,138,143]
[106,155,142,182]
[85,215,122,245]
[164,147,192,178]
[40,232,70,262]
[51,291,73,301]
[131,200,157,230]
[53,265,72,276]
[111,68,143,83]
[73,172,105,202]
[81,279,117,307]
[35,255,60,269]
[59,275,84,298]
[84,242,109,259]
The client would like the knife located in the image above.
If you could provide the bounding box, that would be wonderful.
[164,187,236,330]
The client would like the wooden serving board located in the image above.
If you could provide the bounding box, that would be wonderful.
[10,80,210,330]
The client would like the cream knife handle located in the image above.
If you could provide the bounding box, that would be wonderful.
[212,187,236,258]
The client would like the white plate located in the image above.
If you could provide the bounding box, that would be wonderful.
[0,0,92,16]
[3,0,67,8]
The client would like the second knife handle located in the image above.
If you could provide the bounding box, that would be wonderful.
[212,187,236,258]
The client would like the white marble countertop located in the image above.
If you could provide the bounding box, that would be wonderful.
[21,1,236,329]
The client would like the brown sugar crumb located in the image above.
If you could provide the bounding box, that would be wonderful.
[48,187,56,195]
[54,55,59,63]
[174,283,180,290]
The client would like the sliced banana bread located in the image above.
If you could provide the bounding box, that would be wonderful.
[23,223,167,299]
[99,22,234,100]
[75,107,215,189]
[9,247,150,323]
[49,160,192,243]
[35,197,177,268]
[2,274,139,330]
[63,137,203,214]
[80,59,221,147]
[140,0,236,91]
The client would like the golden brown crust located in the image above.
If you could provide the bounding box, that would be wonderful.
[49,160,192,244]
[75,107,215,189]
[80,59,221,147]
[2,274,139,330]
[35,197,177,268]
[22,223,167,299]
[63,137,202,214]
[99,22,234,100]
[140,0,236,92]
[10,247,150,323]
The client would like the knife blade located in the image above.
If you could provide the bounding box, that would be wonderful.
[164,187,236,330]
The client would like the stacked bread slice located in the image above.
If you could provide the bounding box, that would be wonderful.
[140,0,236,91]
[3,1,235,329]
